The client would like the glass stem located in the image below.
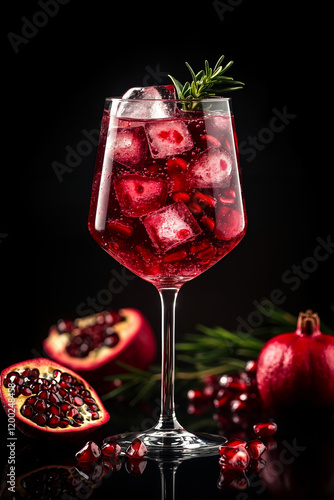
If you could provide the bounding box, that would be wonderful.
[156,287,181,431]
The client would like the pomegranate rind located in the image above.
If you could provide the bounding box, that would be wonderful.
[0,358,110,439]
[43,308,157,374]
[256,328,334,413]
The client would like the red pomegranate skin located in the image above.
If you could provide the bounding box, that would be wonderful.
[256,310,334,413]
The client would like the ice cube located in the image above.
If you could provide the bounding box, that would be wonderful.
[145,119,194,159]
[106,126,147,168]
[114,174,168,217]
[117,85,176,120]
[143,202,202,252]
[187,147,232,188]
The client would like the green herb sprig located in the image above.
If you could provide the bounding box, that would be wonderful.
[168,54,245,101]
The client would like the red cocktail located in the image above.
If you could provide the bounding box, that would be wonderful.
[88,88,246,456]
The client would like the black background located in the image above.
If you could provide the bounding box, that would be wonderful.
[1,2,333,498]
[2,0,333,367]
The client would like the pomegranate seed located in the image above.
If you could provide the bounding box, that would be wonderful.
[218,195,235,205]
[30,368,39,379]
[20,386,32,396]
[201,134,221,146]
[165,249,187,263]
[30,382,42,393]
[26,396,37,406]
[188,202,202,214]
[107,220,134,238]
[67,407,79,418]
[83,397,95,405]
[247,458,266,474]
[34,399,47,414]
[21,404,34,418]
[253,422,277,438]
[245,360,257,374]
[219,375,247,391]
[246,439,266,459]
[58,418,70,428]
[101,441,122,457]
[214,392,231,409]
[60,403,71,412]
[76,441,102,462]
[57,319,74,333]
[187,389,205,402]
[190,240,210,254]
[49,404,61,416]
[53,370,61,379]
[219,439,247,456]
[217,470,249,490]
[90,412,99,420]
[73,396,84,406]
[125,438,147,459]
[32,413,47,427]
[219,446,250,471]
[201,215,215,231]
[48,415,60,428]
[80,390,91,398]
[169,171,186,192]
[49,393,61,404]
[88,404,99,412]
[197,246,215,261]
[38,390,49,400]
[126,459,147,476]
[166,156,188,171]
[193,191,217,207]
[230,400,248,412]
[4,372,24,387]
[21,368,31,377]
[172,191,190,203]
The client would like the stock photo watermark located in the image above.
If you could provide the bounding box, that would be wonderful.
[5,383,17,494]
[236,234,334,336]
[75,267,136,316]
[213,0,244,22]
[51,127,100,182]
[239,106,297,163]
[7,0,72,54]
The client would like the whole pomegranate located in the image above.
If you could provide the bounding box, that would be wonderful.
[256,310,334,414]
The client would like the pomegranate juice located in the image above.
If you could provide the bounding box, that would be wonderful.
[88,106,246,287]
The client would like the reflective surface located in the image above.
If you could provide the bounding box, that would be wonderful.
[1,399,333,500]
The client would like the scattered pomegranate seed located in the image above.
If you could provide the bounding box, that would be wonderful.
[101,441,122,457]
[126,459,147,476]
[75,441,102,463]
[253,422,277,438]
[217,470,249,491]
[247,458,266,474]
[187,389,205,402]
[246,439,266,459]
[125,438,147,459]
[219,446,250,471]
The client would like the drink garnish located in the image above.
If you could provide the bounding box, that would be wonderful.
[168,54,244,100]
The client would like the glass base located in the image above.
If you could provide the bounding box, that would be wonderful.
[106,425,226,459]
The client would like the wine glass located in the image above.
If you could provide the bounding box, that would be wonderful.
[88,96,246,457]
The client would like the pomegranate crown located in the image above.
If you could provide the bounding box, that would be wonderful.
[297,309,320,335]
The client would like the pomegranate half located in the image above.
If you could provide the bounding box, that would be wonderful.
[256,309,334,413]
[0,358,110,439]
[43,308,157,384]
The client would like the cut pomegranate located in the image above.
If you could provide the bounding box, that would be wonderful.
[43,309,156,389]
[219,446,250,471]
[75,441,102,463]
[246,439,266,459]
[125,438,148,459]
[253,422,277,438]
[0,358,109,439]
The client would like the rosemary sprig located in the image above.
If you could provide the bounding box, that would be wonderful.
[168,54,244,101]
